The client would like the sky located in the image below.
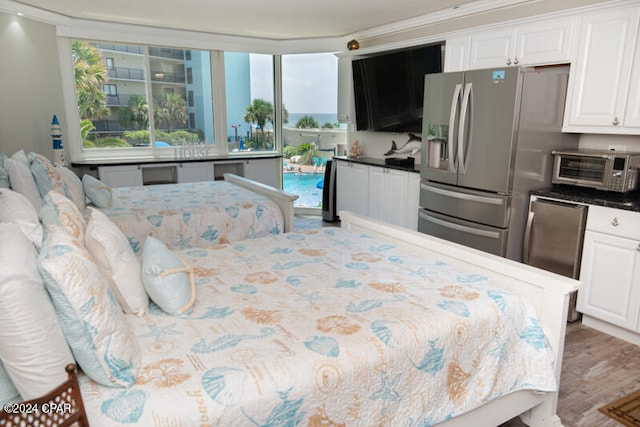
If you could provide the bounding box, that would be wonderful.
[250,52,338,114]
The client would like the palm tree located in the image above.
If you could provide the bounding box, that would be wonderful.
[243,99,274,137]
[128,95,149,130]
[295,115,319,129]
[157,93,187,131]
[71,41,110,121]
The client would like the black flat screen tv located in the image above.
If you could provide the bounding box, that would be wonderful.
[352,42,444,133]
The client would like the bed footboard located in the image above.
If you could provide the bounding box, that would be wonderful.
[223,173,298,233]
[339,210,579,427]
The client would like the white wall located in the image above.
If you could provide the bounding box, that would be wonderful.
[0,12,65,160]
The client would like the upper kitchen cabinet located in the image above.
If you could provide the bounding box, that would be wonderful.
[337,57,354,123]
[446,16,576,72]
[563,5,640,134]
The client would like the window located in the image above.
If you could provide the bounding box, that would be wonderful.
[281,52,345,208]
[70,40,214,150]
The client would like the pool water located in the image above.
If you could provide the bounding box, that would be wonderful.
[283,173,324,208]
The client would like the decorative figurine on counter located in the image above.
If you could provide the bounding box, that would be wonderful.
[349,140,362,159]
[51,114,66,166]
[384,133,422,157]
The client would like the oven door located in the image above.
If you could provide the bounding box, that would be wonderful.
[552,154,610,190]
[418,208,508,257]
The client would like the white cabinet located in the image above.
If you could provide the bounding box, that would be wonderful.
[563,6,640,134]
[336,160,368,216]
[177,162,214,183]
[578,206,640,342]
[98,165,143,187]
[242,158,279,188]
[461,16,575,70]
[444,36,471,72]
[337,57,354,123]
[336,159,420,229]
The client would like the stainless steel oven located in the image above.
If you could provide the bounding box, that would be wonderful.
[552,150,640,192]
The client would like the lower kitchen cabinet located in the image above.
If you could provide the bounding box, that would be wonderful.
[577,205,640,343]
[336,159,419,229]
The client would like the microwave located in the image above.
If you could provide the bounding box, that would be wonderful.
[552,150,640,192]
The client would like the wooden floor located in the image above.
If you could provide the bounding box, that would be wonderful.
[295,215,640,427]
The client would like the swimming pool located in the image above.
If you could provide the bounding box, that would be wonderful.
[283,173,323,208]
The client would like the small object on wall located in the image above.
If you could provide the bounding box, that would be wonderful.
[348,140,362,159]
[51,114,66,166]
[384,133,422,157]
[347,39,360,51]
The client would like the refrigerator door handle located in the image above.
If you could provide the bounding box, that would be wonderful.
[448,83,462,172]
[419,211,502,239]
[421,183,505,206]
[457,82,473,175]
[523,211,534,264]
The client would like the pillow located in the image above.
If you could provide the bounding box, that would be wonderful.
[57,165,86,210]
[0,166,9,188]
[41,190,86,243]
[141,236,196,317]
[82,174,113,208]
[38,224,140,388]
[0,361,20,406]
[4,157,44,211]
[0,223,74,399]
[10,149,30,168]
[0,188,43,250]
[29,152,66,198]
[85,207,148,316]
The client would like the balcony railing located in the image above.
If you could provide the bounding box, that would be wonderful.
[108,67,145,81]
[95,43,144,55]
[151,71,186,83]
[149,47,185,60]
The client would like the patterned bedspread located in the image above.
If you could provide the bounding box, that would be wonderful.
[94,180,284,253]
[78,228,557,426]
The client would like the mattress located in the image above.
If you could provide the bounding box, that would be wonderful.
[94,180,284,252]
[78,227,557,426]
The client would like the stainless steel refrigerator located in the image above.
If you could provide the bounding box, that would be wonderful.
[418,66,579,262]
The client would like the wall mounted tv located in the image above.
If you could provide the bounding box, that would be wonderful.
[352,42,444,133]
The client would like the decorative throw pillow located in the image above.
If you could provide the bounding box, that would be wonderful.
[10,149,30,168]
[141,237,196,317]
[85,207,148,316]
[41,190,87,244]
[0,188,43,250]
[82,174,113,208]
[0,223,74,399]
[0,166,9,188]
[4,157,44,211]
[56,165,86,210]
[29,152,65,198]
[38,224,140,388]
[0,361,20,406]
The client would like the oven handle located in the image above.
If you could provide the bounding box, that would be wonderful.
[419,211,501,239]
[421,183,504,206]
[523,211,534,264]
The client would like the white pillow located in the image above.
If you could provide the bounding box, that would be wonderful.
[41,190,86,244]
[82,174,113,208]
[38,224,140,388]
[0,188,43,250]
[85,207,148,316]
[141,236,196,317]
[10,149,30,168]
[56,165,86,210]
[4,157,43,211]
[0,223,74,399]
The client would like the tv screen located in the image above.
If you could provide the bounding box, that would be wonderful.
[352,43,443,133]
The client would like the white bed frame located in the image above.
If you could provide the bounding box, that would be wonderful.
[339,211,580,427]
[223,173,298,233]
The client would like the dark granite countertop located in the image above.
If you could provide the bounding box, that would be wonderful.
[531,185,640,212]
[333,156,421,174]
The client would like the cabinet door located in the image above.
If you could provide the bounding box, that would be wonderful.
[624,28,640,128]
[515,17,576,66]
[382,169,410,227]
[336,161,368,217]
[405,172,421,230]
[367,166,386,221]
[337,57,354,123]
[177,162,214,183]
[577,231,640,331]
[564,7,640,129]
[469,27,517,69]
[98,165,143,188]
[444,36,471,72]
[243,158,279,188]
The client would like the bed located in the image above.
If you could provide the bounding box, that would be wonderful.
[62,211,577,427]
[89,173,299,252]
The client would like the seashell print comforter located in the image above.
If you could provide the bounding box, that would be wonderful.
[78,228,557,426]
[93,180,284,253]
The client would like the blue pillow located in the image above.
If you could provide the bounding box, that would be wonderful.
[0,361,20,406]
[82,174,113,208]
[141,237,196,317]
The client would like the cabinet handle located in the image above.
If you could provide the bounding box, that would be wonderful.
[513,57,519,65]
[506,57,512,65]
[612,116,620,126]
[611,217,620,226]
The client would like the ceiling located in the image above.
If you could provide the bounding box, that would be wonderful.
[10,0,530,41]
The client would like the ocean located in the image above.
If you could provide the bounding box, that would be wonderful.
[285,113,340,128]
